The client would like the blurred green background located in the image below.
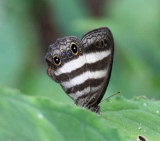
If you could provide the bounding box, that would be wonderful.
[0,0,160,103]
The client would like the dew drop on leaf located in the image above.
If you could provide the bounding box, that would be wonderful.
[37,113,43,119]
[143,103,147,106]
[138,127,142,130]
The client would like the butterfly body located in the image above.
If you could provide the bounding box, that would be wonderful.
[45,27,114,113]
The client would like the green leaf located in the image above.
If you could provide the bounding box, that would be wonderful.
[100,96,160,141]
[0,85,123,141]
[1,85,160,140]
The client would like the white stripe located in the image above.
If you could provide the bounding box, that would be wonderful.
[69,84,102,100]
[61,69,107,89]
[55,50,111,76]
[69,87,90,100]
[55,55,85,76]
[86,50,111,64]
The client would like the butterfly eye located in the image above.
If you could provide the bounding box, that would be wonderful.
[53,55,61,66]
[45,55,52,66]
[70,42,78,55]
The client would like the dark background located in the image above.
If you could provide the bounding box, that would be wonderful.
[0,0,160,103]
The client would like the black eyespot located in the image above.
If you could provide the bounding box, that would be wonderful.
[67,49,72,57]
[101,40,104,47]
[53,55,61,66]
[104,38,108,46]
[61,51,66,59]
[96,41,100,48]
[70,43,78,55]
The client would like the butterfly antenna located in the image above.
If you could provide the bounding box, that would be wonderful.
[101,92,120,103]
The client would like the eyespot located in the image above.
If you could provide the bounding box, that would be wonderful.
[101,40,104,47]
[67,49,73,57]
[70,42,78,55]
[96,41,100,48]
[104,38,108,46]
[53,55,61,66]
[61,50,66,59]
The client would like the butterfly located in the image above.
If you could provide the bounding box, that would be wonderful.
[45,27,114,113]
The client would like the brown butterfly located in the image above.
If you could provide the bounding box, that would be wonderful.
[45,27,114,113]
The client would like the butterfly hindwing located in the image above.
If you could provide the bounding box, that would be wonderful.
[80,27,114,107]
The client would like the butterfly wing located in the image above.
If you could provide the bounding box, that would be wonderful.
[45,27,114,113]
[46,36,90,101]
[57,37,90,101]
[80,27,114,108]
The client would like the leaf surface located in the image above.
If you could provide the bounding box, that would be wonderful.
[100,96,160,141]
[0,85,123,141]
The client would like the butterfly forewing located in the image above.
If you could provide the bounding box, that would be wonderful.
[46,36,90,101]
